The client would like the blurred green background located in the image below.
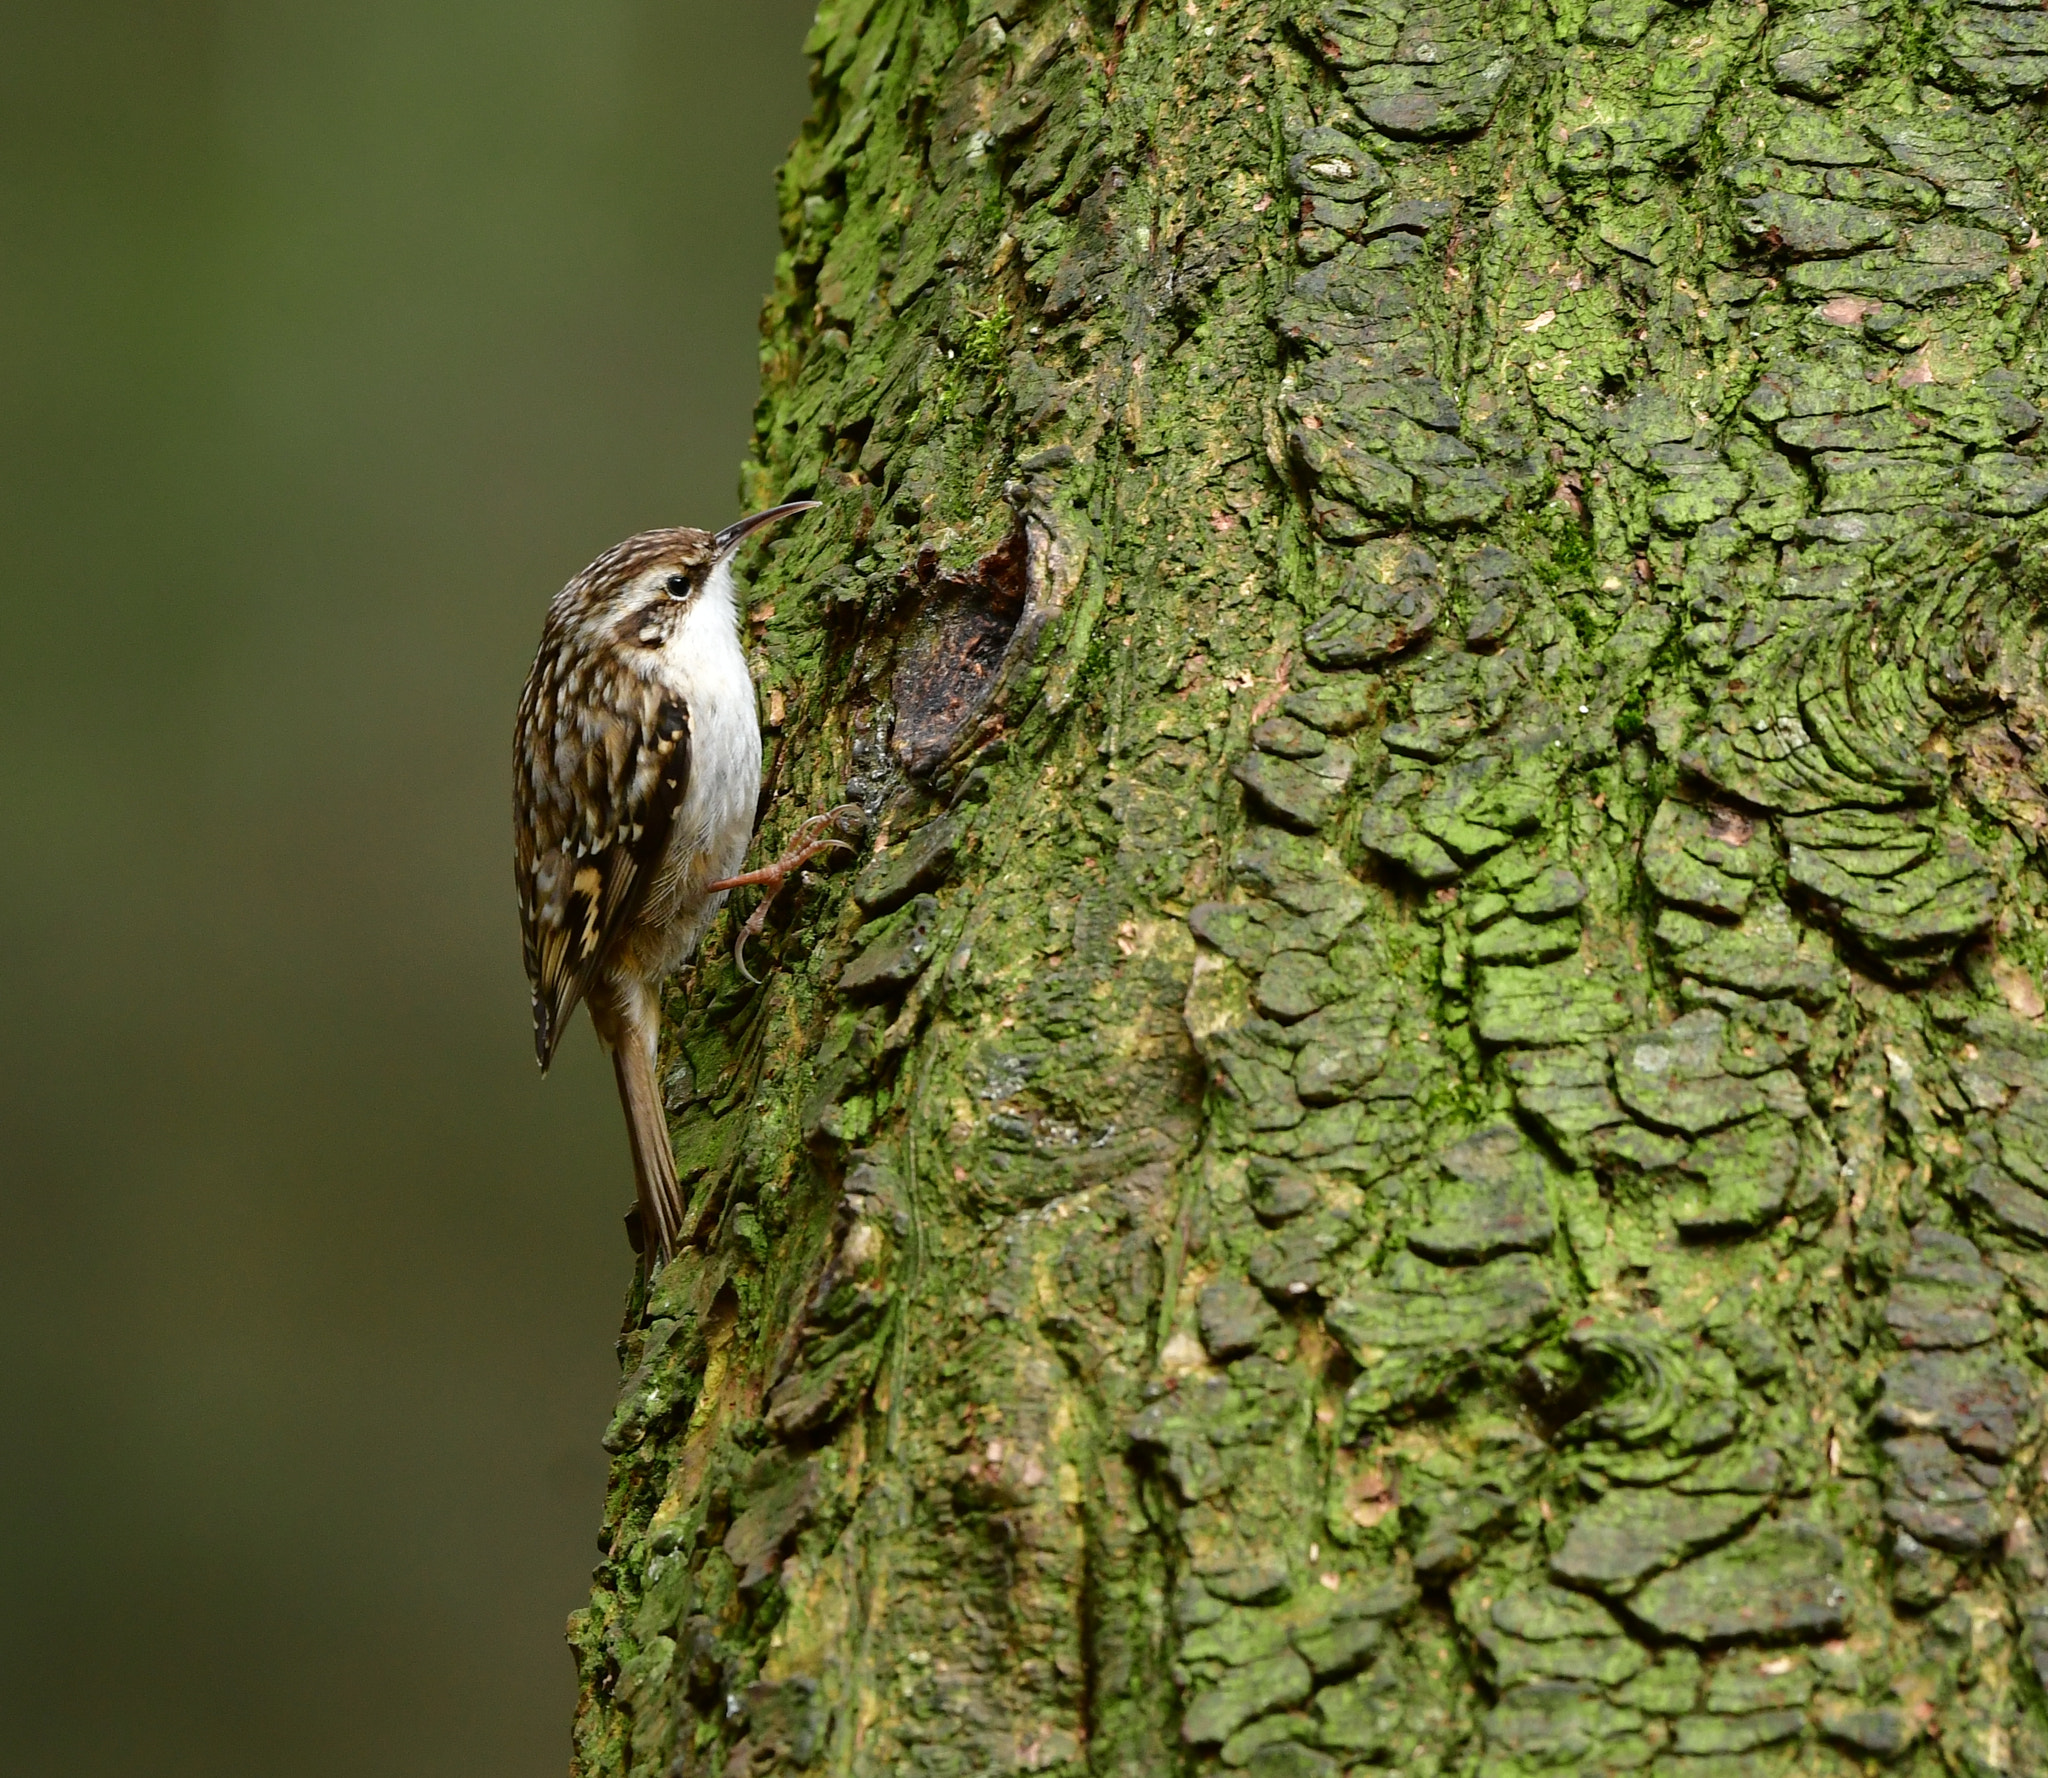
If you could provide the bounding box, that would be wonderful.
[0,2,816,1771]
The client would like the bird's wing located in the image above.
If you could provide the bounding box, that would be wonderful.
[514,645,691,1069]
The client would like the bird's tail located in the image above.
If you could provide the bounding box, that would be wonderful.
[606,1010,686,1266]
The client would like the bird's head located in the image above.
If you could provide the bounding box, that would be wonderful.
[548,500,820,645]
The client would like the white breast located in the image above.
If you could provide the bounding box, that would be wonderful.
[662,558,761,885]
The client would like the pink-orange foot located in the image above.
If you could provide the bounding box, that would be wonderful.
[708,805,866,981]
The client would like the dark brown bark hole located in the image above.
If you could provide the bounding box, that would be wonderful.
[889,523,1028,776]
[1517,1342,1609,1439]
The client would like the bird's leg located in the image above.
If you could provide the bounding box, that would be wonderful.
[708,804,866,982]
[706,805,862,892]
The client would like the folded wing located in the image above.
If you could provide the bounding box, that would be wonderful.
[514,644,690,1069]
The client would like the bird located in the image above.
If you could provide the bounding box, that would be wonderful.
[513,500,828,1264]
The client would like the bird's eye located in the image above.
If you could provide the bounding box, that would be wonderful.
[663,572,690,598]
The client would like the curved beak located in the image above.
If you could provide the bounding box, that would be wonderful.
[712,499,821,561]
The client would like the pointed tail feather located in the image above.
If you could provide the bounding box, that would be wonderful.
[611,1032,686,1265]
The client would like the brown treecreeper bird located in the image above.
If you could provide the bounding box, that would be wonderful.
[513,502,845,1262]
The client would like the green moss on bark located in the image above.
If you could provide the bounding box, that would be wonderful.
[569,2,2048,1774]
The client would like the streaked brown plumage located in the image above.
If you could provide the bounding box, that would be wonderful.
[513,503,816,1261]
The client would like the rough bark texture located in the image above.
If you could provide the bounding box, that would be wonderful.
[568,1,2048,1773]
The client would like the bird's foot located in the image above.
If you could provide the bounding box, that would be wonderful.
[708,804,866,982]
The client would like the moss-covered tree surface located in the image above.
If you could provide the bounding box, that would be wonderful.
[569,1,2048,1772]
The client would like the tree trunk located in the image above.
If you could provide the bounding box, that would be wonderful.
[569,1,2048,1773]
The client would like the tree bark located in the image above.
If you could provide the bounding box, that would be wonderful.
[569,1,2048,1773]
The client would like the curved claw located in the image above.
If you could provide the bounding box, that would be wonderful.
[713,804,869,983]
[732,899,770,983]
[705,806,865,894]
